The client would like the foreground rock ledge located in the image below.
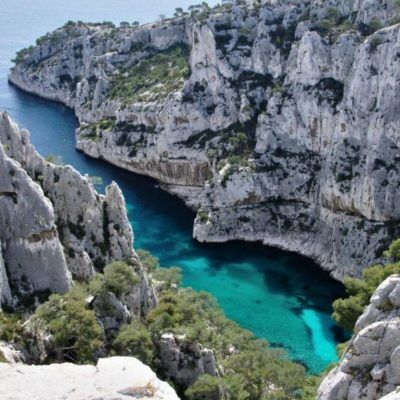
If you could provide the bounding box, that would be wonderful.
[0,356,179,400]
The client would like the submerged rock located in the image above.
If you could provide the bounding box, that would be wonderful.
[0,356,179,400]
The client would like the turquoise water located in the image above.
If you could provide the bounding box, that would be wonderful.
[0,0,347,373]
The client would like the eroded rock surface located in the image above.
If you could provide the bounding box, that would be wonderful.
[0,356,179,400]
[0,112,155,314]
[8,0,400,278]
[318,275,400,400]
[156,333,218,387]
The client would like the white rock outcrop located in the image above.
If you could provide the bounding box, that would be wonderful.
[0,112,155,313]
[156,333,218,387]
[381,390,400,400]
[0,356,179,400]
[318,275,400,400]
[8,0,400,279]
[0,117,71,299]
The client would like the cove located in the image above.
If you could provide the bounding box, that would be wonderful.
[0,0,347,374]
[2,85,347,374]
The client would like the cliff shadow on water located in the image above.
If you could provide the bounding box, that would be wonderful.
[5,81,348,374]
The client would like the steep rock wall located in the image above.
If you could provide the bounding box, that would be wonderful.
[0,112,155,314]
[8,0,400,278]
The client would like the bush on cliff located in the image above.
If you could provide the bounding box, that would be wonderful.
[138,248,182,288]
[185,374,220,400]
[0,313,24,343]
[109,44,190,103]
[333,239,400,331]
[112,321,154,364]
[34,286,103,363]
[137,249,160,271]
[89,260,140,298]
[103,261,140,297]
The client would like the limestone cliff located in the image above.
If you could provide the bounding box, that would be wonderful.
[0,112,155,314]
[318,275,400,400]
[0,356,179,400]
[0,114,217,394]
[9,0,400,278]
[156,333,218,387]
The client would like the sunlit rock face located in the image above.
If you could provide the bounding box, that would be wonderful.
[9,0,400,279]
[0,356,179,400]
[318,275,400,400]
[0,112,155,313]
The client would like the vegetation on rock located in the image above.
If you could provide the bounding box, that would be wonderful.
[102,261,140,297]
[333,239,400,331]
[34,286,103,363]
[112,321,154,364]
[109,44,190,103]
[0,250,312,399]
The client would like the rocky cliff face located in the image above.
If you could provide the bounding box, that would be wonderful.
[9,0,400,279]
[156,333,218,387]
[318,274,400,400]
[0,356,179,400]
[0,112,155,314]
[0,113,218,395]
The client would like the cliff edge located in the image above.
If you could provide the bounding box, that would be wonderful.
[0,356,179,400]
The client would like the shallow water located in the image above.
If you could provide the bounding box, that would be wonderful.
[0,0,346,373]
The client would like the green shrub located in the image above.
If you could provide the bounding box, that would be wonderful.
[358,17,382,36]
[112,321,154,364]
[152,267,183,287]
[138,249,182,288]
[137,249,160,272]
[103,261,140,297]
[332,294,365,331]
[367,18,383,34]
[98,118,115,131]
[146,286,306,398]
[369,36,383,52]
[0,313,24,343]
[326,7,341,23]
[34,286,103,363]
[300,376,323,400]
[109,44,190,103]
[185,374,221,400]
[384,239,400,262]
[333,241,400,331]
[220,348,305,399]
[197,209,210,224]
[12,46,35,64]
